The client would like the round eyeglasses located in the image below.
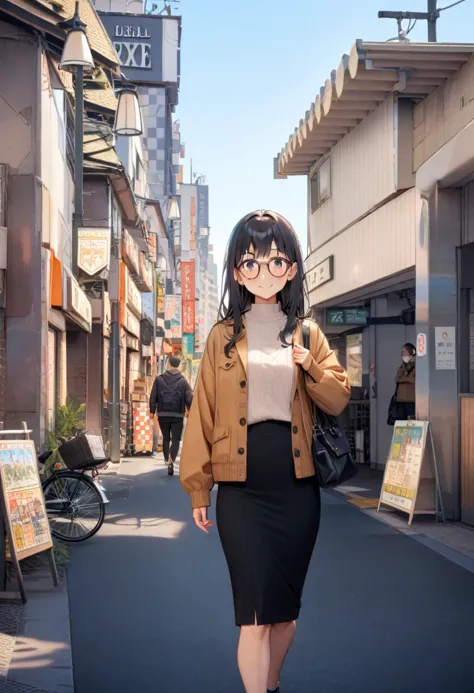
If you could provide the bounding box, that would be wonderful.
[237,256,292,280]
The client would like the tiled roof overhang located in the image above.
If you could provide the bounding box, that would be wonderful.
[275,40,474,177]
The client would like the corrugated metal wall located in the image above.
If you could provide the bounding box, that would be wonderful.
[462,181,474,245]
[309,97,396,250]
[306,187,417,305]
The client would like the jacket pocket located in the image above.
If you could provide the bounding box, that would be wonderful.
[211,425,230,464]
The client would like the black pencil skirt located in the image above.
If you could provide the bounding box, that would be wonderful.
[216,420,321,626]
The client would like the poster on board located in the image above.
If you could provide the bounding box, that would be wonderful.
[378,421,441,525]
[346,333,362,387]
[0,440,53,560]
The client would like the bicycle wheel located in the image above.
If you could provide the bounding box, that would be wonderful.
[42,471,105,542]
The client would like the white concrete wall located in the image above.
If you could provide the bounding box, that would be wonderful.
[41,55,74,265]
[306,187,418,305]
[309,97,396,250]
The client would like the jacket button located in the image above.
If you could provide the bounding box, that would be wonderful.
[294,449,301,457]
[240,380,246,388]
[293,426,298,434]
[240,418,246,426]
[238,447,245,455]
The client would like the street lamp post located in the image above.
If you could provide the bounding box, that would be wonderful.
[61,3,143,463]
[59,2,94,276]
[108,78,143,463]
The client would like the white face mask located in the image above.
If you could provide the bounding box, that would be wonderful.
[402,355,412,364]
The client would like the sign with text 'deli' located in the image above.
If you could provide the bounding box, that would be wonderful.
[98,14,179,87]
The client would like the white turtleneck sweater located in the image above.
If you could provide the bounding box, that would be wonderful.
[245,303,295,426]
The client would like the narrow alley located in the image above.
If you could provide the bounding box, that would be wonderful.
[66,458,474,693]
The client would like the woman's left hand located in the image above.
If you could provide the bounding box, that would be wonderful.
[293,343,312,371]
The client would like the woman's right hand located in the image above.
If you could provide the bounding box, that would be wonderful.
[193,507,213,534]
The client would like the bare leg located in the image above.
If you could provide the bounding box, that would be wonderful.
[238,624,271,693]
[267,621,296,691]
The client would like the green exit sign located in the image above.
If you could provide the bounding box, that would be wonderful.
[327,308,369,326]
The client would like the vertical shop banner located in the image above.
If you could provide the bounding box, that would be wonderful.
[181,261,195,334]
[190,196,196,250]
[164,295,182,338]
[197,185,209,230]
[182,333,195,357]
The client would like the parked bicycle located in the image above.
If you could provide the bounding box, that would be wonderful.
[38,433,109,543]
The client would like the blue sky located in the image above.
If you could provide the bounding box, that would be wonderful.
[177,0,474,274]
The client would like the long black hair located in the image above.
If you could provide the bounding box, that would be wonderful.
[218,210,307,357]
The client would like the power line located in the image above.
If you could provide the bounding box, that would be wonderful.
[378,0,469,42]
[438,0,467,11]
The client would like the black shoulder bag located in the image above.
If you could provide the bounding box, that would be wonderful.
[302,322,358,488]
[386,385,399,426]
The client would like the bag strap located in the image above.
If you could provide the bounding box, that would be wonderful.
[302,321,310,352]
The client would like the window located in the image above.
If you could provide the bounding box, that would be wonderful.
[310,157,331,212]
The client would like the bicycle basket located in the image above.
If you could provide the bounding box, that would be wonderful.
[58,434,107,470]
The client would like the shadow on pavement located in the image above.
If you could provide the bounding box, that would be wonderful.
[66,462,474,693]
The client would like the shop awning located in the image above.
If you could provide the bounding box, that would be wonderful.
[275,40,474,177]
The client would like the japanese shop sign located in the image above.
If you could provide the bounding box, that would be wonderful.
[190,197,196,251]
[181,261,195,334]
[66,274,92,332]
[78,228,110,276]
[164,295,182,338]
[182,333,195,357]
[122,229,139,274]
[98,14,179,86]
[125,308,141,339]
[197,185,209,229]
[306,255,334,291]
[126,269,142,318]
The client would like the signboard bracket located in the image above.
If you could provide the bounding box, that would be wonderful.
[0,423,58,603]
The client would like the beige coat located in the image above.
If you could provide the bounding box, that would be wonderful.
[180,319,351,508]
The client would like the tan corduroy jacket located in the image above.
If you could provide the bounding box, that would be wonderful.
[180,319,351,509]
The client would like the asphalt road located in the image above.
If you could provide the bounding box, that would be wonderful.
[67,458,474,693]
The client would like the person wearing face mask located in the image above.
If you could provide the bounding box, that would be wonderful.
[394,343,416,420]
[179,211,350,693]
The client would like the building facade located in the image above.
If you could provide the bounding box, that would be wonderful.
[275,40,474,524]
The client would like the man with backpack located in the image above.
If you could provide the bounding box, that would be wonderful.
[149,356,193,476]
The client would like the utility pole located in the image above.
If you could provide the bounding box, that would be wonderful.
[378,0,439,42]
[108,228,121,464]
[427,0,437,41]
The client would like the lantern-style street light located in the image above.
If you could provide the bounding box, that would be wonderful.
[60,4,144,466]
[168,195,180,221]
[114,83,143,137]
[59,1,95,277]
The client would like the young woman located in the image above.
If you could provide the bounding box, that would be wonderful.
[395,342,416,420]
[180,210,350,693]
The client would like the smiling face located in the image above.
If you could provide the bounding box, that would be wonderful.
[234,241,298,301]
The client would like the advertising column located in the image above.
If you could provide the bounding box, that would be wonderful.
[181,261,195,383]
